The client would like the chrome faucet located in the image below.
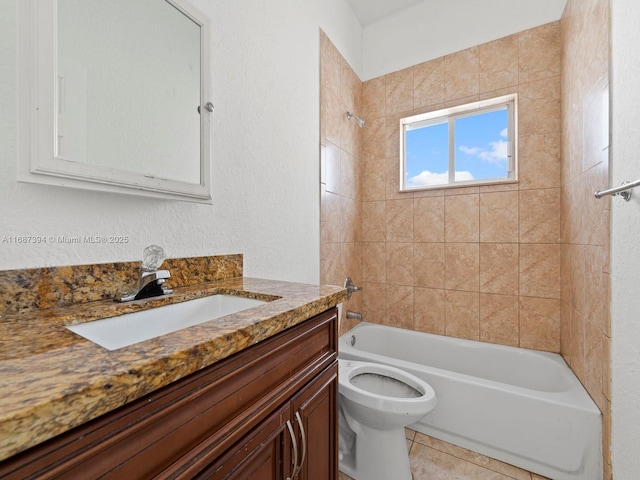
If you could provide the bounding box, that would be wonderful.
[119,245,173,302]
[344,277,361,299]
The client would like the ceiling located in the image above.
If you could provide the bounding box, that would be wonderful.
[346,0,425,26]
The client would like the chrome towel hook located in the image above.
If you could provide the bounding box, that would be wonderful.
[197,102,214,114]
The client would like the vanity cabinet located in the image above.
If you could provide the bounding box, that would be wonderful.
[199,365,337,480]
[0,308,338,480]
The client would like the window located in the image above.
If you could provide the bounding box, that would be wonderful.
[400,94,517,191]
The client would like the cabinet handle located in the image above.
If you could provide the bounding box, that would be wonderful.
[293,412,306,477]
[285,419,298,480]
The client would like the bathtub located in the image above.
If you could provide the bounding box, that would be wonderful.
[338,322,602,480]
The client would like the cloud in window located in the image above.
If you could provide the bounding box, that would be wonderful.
[408,170,474,186]
[459,145,483,155]
[459,128,508,165]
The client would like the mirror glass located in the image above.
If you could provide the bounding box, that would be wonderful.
[18,0,212,202]
[57,0,201,184]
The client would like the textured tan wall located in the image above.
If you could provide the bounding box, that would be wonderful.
[359,23,563,352]
[560,1,611,477]
[321,11,611,475]
[319,31,363,335]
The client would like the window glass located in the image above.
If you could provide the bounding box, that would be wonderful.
[401,95,517,191]
[405,120,448,187]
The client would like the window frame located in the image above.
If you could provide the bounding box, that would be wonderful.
[399,94,518,192]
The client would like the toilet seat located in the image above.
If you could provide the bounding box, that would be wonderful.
[338,359,437,480]
[339,360,436,416]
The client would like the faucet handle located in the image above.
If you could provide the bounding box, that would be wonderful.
[141,244,166,272]
[344,277,361,299]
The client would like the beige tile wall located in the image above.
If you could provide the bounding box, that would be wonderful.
[360,23,563,352]
[320,31,363,335]
[560,1,611,477]
[321,12,611,476]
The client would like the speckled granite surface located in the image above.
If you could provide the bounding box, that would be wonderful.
[0,273,346,461]
[0,254,243,316]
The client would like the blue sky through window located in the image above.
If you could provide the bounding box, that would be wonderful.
[405,108,509,187]
[406,121,448,185]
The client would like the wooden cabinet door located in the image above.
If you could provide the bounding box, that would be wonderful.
[194,362,338,480]
[223,431,284,480]
[291,362,338,480]
[193,404,292,480]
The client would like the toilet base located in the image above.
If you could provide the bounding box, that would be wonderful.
[339,423,412,480]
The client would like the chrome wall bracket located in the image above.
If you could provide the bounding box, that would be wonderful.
[595,179,640,201]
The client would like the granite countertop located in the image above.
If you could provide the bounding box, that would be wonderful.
[0,277,346,462]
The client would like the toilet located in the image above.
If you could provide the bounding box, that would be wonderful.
[338,359,437,480]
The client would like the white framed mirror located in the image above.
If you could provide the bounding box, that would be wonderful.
[18,0,212,203]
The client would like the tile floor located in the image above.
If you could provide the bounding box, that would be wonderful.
[338,429,550,480]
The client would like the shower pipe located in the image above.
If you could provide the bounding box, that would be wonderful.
[346,112,365,128]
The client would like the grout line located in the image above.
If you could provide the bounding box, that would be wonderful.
[408,443,530,480]
[410,432,535,480]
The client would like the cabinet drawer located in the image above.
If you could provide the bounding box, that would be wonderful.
[0,308,337,480]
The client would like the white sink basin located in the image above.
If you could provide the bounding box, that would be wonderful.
[66,294,266,351]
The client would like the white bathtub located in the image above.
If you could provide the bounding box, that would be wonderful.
[339,322,602,480]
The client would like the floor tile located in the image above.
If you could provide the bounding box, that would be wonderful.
[409,442,518,479]
[413,432,532,480]
[338,430,544,480]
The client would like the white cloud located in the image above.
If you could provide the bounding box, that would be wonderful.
[500,128,508,138]
[458,139,508,165]
[479,139,508,164]
[408,170,474,187]
[459,146,482,155]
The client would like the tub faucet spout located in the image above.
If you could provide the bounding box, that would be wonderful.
[346,311,363,321]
